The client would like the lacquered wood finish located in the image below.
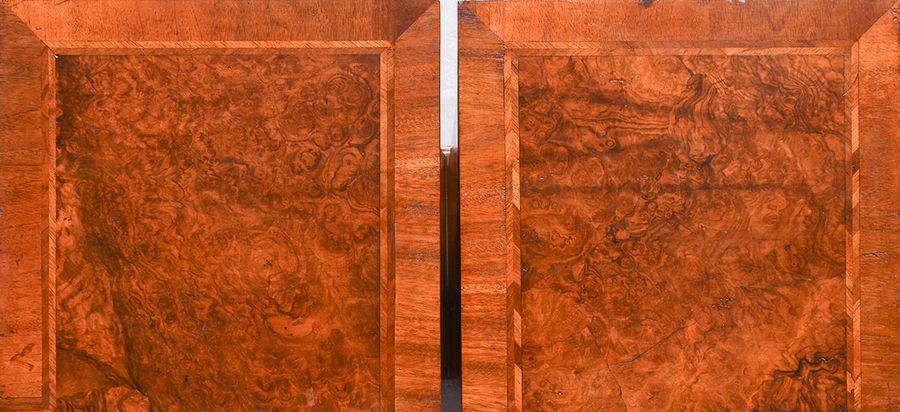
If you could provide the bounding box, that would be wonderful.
[518,54,847,410]
[55,54,382,410]
[459,8,508,411]
[467,0,858,44]
[459,1,898,410]
[857,5,900,410]
[393,4,443,409]
[5,0,433,43]
[0,5,55,408]
[0,1,440,410]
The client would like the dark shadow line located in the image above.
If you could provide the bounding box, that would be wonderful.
[440,144,462,412]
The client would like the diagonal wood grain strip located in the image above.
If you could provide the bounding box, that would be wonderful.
[504,51,523,412]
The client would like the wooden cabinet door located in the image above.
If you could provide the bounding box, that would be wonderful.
[459,1,899,410]
[0,1,440,410]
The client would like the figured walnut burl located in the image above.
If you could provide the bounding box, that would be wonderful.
[519,55,848,410]
[56,54,381,410]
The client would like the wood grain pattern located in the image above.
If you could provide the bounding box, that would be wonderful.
[0,3,55,408]
[461,2,900,410]
[517,54,849,410]
[503,53,523,412]
[459,5,509,411]
[849,0,897,39]
[55,54,384,410]
[392,4,443,409]
[379,47,397,412]
[510,43,850,57]
[5,0,433,43]
[857,4,900,410]
[468,0,859,43]
[47,40,392,56]
[2,1,442,410]
[844,40,862,411]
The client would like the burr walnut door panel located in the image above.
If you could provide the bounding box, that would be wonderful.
[55,54,384,410]
[0,2,440,410]
[459,1,899,411]
[517,54,847,410]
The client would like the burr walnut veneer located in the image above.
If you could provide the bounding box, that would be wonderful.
[460,1,899,411]
[1,1,440,410]
[1,0,899,411]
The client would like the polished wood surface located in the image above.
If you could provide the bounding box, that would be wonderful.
[467,0,856,44]
[0,5,55,407]
[857,5,900,410]
[518,54,847,410]
[392,4,443,410]
[55,54,382,410]
[5,0,433,43]
[459,1,898,410]
[0,1,440,410]
[1,0,896,410]
[459,7,508,411]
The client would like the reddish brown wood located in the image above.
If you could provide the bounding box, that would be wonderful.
[380,47,398,412]
[503,53,523,412]
[460,1,898,410]
[844,40,863,410]
[857,4,900,410]
[518,54,847,410]
[1,1,441,410]
[467,0,857,44]
[849,0,897,39]
[54,54,382,410]
[391,0,436,41]
[393,4,443,409]
[0,4,55,409]
[459,5,508,411]
[5,0,432,43]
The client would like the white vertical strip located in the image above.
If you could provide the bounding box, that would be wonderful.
[440,0,458,150]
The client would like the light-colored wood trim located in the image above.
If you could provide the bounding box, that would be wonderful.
[48,40,390,55]
[844,41,862,412]
[503,51,522,412]
[507,40,855,49]
[39,45,56,409]
[379,47,397,412]
[511,46,848,56]
[508,41,851,56]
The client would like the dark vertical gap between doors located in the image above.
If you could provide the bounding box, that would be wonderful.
[440,0,462,409]
[440,143,463,411]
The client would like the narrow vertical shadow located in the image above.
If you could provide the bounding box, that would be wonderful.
[440,144,462,411]
[440,1,462,410]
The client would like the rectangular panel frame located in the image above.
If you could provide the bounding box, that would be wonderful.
[459,1,899,411]
[507,47,853,410]
[0,2,441,410]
